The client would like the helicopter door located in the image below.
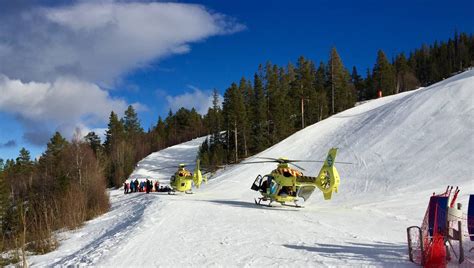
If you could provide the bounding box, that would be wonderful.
[251,175,262,191]
[297,185,316,201]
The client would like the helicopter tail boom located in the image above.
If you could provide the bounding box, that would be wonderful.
[315,148,340,200]
[193,159,205,188]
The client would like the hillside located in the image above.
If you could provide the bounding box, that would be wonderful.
[28,70,474,267]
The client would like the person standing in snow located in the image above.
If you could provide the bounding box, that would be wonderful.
[140,180,145,192]
[130,180,135,193]
[154,181,159,192]
[124,182,129,194]
[134,179,139,192]
[145,179,151,194]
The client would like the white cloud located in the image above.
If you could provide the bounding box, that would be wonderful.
[0,1,245,85]
[165,86,222,115]
[0,1,244,146]
[0,75,127,145]
[131,102,149,113]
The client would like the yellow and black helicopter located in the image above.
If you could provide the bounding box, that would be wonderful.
[244,148,347,207]
[151,160,206,194]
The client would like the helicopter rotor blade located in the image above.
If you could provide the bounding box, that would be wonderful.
[288,160,325,163]
[149,165,182,171]
[256,156,282,162]
[237,160,280,165]
[258,158,353,165]
[288,162,306,171]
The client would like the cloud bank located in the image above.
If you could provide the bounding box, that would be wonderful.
[165,86,222,115]
[0,1,245,84]
[0,140,17,149]
[0,75,127,145]
[0,1,243,145]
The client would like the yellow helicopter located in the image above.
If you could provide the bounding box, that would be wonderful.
[246,148,347,207]
[152,160,206,194]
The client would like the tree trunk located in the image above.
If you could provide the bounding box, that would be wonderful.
[301,96,305,129]
[234,121,238,162]
[243,127,248,157]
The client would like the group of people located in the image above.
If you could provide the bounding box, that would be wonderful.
[124,179,157,194]
[123,179,172,194]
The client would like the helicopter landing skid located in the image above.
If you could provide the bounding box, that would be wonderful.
[254,198,274,207]
[254,198,302,208]
[282,203,304,208]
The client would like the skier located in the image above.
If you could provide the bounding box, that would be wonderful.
[154,181,159,192]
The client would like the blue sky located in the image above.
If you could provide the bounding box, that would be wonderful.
[0,0,473,160]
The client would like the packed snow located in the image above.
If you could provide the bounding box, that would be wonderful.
[28,71,474,267]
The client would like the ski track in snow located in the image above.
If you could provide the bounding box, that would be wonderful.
[48,194,156,266]
[28,71,474,267]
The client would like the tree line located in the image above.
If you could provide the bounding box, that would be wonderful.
[0,107,208,262]
[199,32,474,166]
[0,31,472,263]
[0,132,109,264]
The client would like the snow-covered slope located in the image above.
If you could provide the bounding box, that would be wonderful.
[28,71,474,267]
[128,136,208,184]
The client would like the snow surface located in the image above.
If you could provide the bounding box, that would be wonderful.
[28,71,474,267]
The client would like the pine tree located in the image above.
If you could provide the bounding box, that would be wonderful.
[151,116,166,150]
[16,148,32,166]
[37,132,70,191]
[104,112,125,153]
[328,47,356,114]
[373,50,396,96]
[209,89,222,147]
[351,66,364,101]
[123,105,144,136]
[293,56,317,128]
[85,132,102,155]
[43,132,68,160]
[242,78,254,156]
[223,82,247,162]
[103,112,127,187]
[314,62,329,121]
[394,53,419,93]
[238,78,251,157]
[198,138,210,167]
[15,147,34,181]
[251,72,269,152]
[0,158,7,223]
[266,64,282,143]
[202,89,225,166]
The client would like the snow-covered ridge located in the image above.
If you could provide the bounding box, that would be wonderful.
[28,70,474,267]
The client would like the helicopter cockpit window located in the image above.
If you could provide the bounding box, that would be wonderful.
[268,176,279,195]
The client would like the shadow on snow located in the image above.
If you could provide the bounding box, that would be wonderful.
[206,200,301,212]
[283,241,411,267]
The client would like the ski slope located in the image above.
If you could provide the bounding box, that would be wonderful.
[28,71,474,267]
